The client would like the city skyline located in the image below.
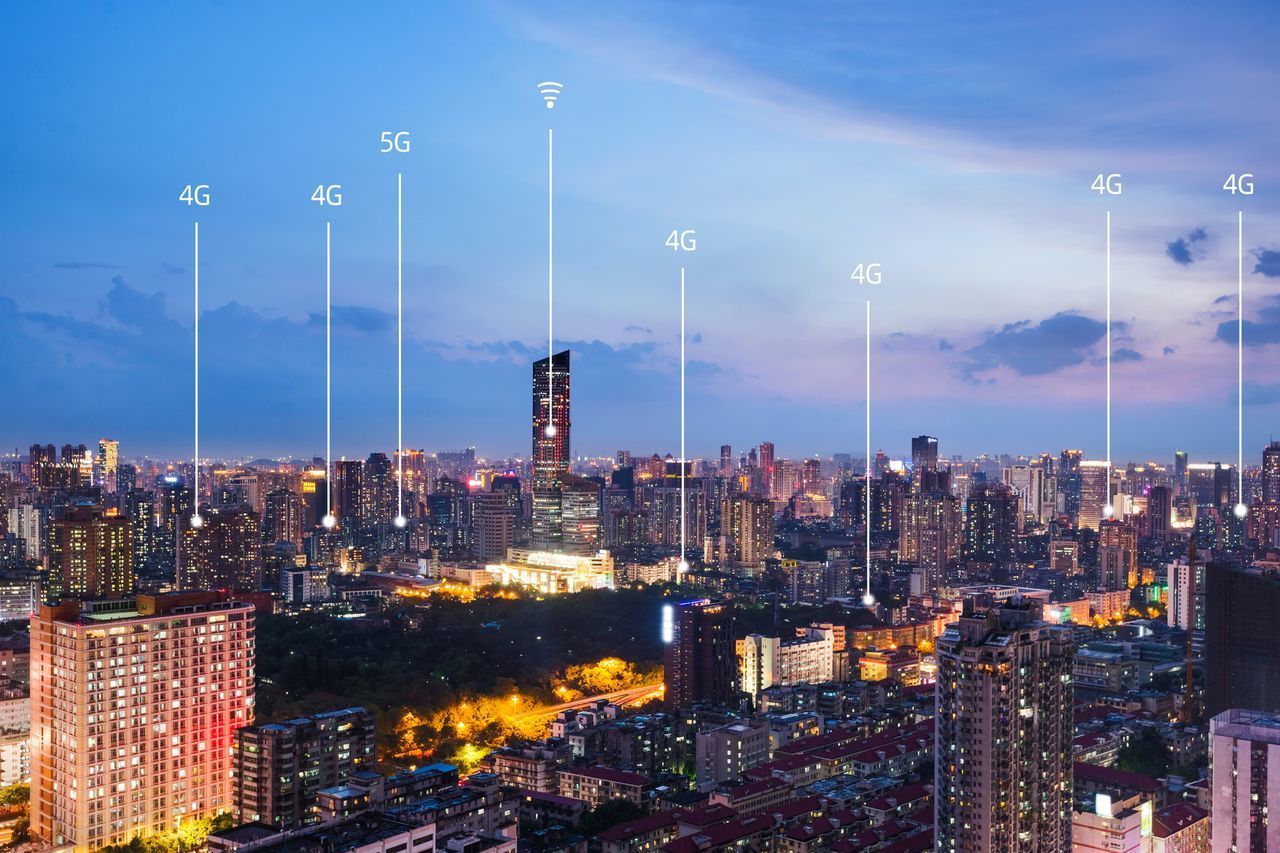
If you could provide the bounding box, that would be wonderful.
[5,3,1280,459]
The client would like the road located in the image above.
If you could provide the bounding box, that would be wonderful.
[510,682,664,723]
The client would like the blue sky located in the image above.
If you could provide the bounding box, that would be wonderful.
[4,2,1280,463]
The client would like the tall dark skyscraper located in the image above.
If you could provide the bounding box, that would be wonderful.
[663,598,736,709]
[1206,562,1280,718]
[911,435,938,472]
[1148,484,1173,540]
[757,442,775,497]
[180,505,263,592]
[962,482,1018,567]
[1263,441,1280,504]
[532,350,570,552]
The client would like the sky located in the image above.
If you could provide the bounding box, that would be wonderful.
[4,1,1280,464]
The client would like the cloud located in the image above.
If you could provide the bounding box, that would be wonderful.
[1166,227,1207,266]
[1163,346,1176,356]
[937,339,954,352]
[956,311,1108,380]
[307,305,393,334]
[624,324,653,335]
[1242,382,1280,406]
[1215,295,1280,347]
[1253,249,1280,278]
[53,261,125,270]
[1112,347,1143,363]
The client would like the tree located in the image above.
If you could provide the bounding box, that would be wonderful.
[1116,728,1172,778]
[576,799,648,836]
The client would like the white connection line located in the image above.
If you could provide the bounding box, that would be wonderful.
[191,222,202,528]
[1105,211,1114,519]
[864,299,874,606]
[1236,211,1248,520]
[545,128,555,440]
[680,267,687,574]
[395,173,406,529]
[322,223,335,530]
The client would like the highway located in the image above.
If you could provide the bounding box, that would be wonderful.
[510,682,664,723]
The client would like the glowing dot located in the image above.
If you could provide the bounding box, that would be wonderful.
[544,425,556,437]
[1235,502,1249,519]
[862,592,877,607]
[546,101,554,109]
[678,560,689,573]
[322,514,337,529]
[394,515,408,528]
[189,514,204,529]
[1103,504,1116,519]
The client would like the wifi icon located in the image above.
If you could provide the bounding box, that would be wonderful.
[538,81,564,109]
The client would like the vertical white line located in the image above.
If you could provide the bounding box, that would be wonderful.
[1106,210,1112,512]
[680,267,686,569]
[865,298,872,600]
[547,128,554,431]
[398,173,404,522]
[193,222,200,514]
[326,221,332,521]
[1239,209,1245,505]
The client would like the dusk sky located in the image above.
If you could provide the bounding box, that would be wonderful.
[5,2,1280,463]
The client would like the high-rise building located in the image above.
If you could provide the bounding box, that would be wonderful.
[1002,464,1047,526]
[1148,485,1173,540]
[96,439,120,493]
[722,494,774,566]
[561,475,602,556]
[234,707,376,830]
[6,504,43,562]
[1060,449,1083,521]
[331,460,363,525]
[532,350,571,551]
[31,593,255,850]
[1098,519,1138,590]
[737,627,834,699]
[262,489,303,551]
[935,595,1074,852]
[963,482,1019,566]
[180,505,263,592]
[1263,441,1280,504]
[46,507,133,601]
[758,442,775,498]
[900,491,961,595]
[1078,460,1111,530]
[911,435,938,472]
[1209,709,1280,852]
[472,491,515,563]
[1205,563,1280,718]
[663,598,736,709]
[719,445,732,477]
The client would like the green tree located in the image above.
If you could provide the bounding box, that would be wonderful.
[576,799,649,836]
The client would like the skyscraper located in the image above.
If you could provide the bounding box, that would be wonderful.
[96,438,119,493]
[262,489,303,551]
[472,490,516,562]
[719,444,732,477]
[1205,562,1280,718]
[900,490,961,595]
[1098,519,1138,590]
[31,593,255,850]
[1209,709,1280,852]
[722,494,774,566]
[561,474,602,556]
[663,598,736,709]
[46,506,134,601]
[1148,485,1173,540]
[911,435,938,472]
[180,505,263,592]
[935,595,1074,852]
[1263,441,1280,504]
[962,482,1019,566]
[1078,459,1111,530]
[758,442,775,498]
[532,350,571,551]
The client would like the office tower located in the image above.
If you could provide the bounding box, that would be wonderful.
[911,435,938,472]
[1209,709,1280,852]
[47,506,134,601]
[1148,485,1173,540]
[1206,563,1280,718]
[772,459,801,498]
[180,505,263,592]
[1173,450,1189,495]
[758,442,775,497]
[299,467,327,529]
[31,593,255,850]
[155,480,193,572]
[561,475,602,555]
[6,504,43,562]
[426,477,467,556]
[722,494,774,565]
[234,707,376,830]
[115,463,137,494]
[719,445,732,476]
[800,458,822,495]
[900,490,961,595]
[331,459,363,524]
[1098,519,1138,590]
[532,350,571,551]
[361,452,395,533]
[1078,460,1111,530]
[262,489,303,551]
[663,598,735,709]
[1263,441,1280,503]
[1002,464,1046,526]
[472,491,515,562]
[963,482,1019,566]
[1060,449,1083,521]
[96,439,119,493]
[935,595,1074,852]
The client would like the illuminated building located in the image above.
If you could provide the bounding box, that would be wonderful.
[471,491,516,563]
[911,435,938,472]
[30,593,255,851]
[900,490,960,595]
[1098,519,1138,590]
[1002,464,1047,525]
[560,475,602,556]
[1078,460,1111,530]
[663,598,735,709]
[532,350,571,551]
[487,548,613,595]
[6,504,43,562]
[1071,793,1153,853]
[1060,449,1083,522]
[234,707,376,830]
[719,444,733,476]
[644,482,705,552]
[299,467,328,529]
[262,489,303,551]
[96,438,119,493]
[47,507,133,601]
[758,442,775,498]
[331,459,363,525]
[737,627,834,699]
[771,459,801,499]
[695,720,769,791]
[1167,555,1205,632]
[1264,441,1280,503]
[1049,538,1080,574]
[935,595,1074,852]
[1148,485,1173,540]
[558,766,650,807]
[180,505,263,592]
[858,648,921,686]
[1209,709,1280,852]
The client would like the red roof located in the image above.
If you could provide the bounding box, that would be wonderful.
[864,782,933,813]
[717,777,788,800]
[1152,802,1208,839]
[743,752,817,780]
[768,796,825,822]
[597,811,679,842]
[878,827,935,853]
[1073,762,1161,793]
[775,725,866,756]
[564,765,650,786]
[674,803,736,828]
[661,814,777,852]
